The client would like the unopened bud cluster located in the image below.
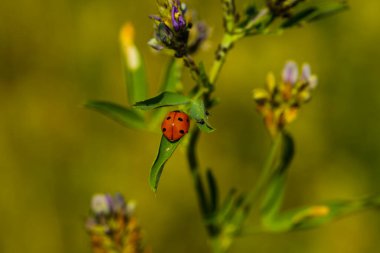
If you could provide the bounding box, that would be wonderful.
[253,61,318,137]
[149,0,208,57]
[86,193,148,253]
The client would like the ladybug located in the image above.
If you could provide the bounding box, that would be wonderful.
[161,111,190,142]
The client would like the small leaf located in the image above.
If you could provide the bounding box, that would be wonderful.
[238,4,259,28]
[260,195,380,233]
[134,92,191,110]
[258,133,380,233]
[206,169,219,214]
[149,135,181,192]
[188,99,215,133]
[307,1,349,23]
[260,132,295,222]
[160,59,183,92]
[217,189,237,222]
[289,196,380,230]
[120,23,148,104]
[85,101,145,129]
[281,7,318,28]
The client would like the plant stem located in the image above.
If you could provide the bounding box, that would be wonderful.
[209,34,236,85]
[183,54,200,84]
[209,236,231,253]
[184,6,270,252]
[242,133,282,212]
[187,127,210,218]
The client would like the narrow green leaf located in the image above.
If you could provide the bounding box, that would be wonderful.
[134,92,191,110]
[160,59,183,92]
[258,133,380,233]
[124,62,148,104]
[260,132,295,222]
[288,195,380,230]
[307,1,349,23]
[238,4,259,28]
[279,132,295,173]
[281,7,318,28]
[149,135,181,192]
[217,189,237,222]
[260,195,380,233]
[206,169,219,214]
[188,99,215,133]
[120,24,148,104]
[85,101,145,129]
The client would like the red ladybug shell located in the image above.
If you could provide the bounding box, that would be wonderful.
[161,111,190,142]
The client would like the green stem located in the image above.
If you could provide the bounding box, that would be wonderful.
[184,5,270,253]
[187,127,210,218]
[209,236,231,253]
[209,34,236,85]
[242,133,282,212]
[183,54,200,84]
[221,0,237,33]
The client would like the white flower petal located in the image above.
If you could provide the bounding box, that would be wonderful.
[282,61,298,85]
[91,194,112,215]
[301,63,311,81]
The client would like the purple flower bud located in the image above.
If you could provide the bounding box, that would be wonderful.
[149,15,162,22]
[282,61,298,85]
[112,193,126,213]
[171,6,186,32]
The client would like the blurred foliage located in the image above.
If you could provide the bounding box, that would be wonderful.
[1,0,380,253]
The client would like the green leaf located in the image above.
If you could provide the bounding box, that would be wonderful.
[85,101,145,129]
[281,7,318,28]
[149,135,181,192]
[258,132,380,233]
[306,1,349,23]
[238,4,259,28]
[206,169,219,214]
[188,99,215,133]
[287,196,380,230]
[134,92,191,110]
[160,59,183,92]
[260,195,380,233]
[217,189,237,222]
[121,43,148,105]
[260,132,295,223]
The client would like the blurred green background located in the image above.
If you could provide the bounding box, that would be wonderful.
[1,0,380,252]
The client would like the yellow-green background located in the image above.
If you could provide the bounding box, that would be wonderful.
[1,0,379,252]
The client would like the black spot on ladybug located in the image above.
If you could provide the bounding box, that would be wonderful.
[187,119,189,123]
[179,130,185,134]
[178,117,183,121]
[166,116,171,120]
[163,128,167,132]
